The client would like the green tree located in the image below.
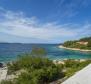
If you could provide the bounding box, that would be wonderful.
[31,47,47,57]
[87,40,91,49]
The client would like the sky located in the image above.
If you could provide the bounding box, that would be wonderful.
[0,0,91,43]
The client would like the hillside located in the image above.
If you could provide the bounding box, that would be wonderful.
[63,37,91,50]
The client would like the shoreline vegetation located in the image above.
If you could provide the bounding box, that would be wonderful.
[0,58,91,84]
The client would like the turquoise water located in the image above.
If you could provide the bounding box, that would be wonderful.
[0,43,91,62]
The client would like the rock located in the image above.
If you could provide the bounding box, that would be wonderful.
[0,63,3,68]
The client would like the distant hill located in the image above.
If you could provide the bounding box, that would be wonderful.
[63,37,91,50]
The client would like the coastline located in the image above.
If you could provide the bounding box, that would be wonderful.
[59,45,91,52]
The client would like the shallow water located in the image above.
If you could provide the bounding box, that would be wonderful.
[0,43,91,62]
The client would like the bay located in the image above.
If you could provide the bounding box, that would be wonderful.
[0,43,91,62]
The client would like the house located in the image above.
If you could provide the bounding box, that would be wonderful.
[77,41,88,45]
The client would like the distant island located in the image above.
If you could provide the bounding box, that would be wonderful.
[59,37,91,51]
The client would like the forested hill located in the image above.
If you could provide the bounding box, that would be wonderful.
[63,37,91,50]
[79,37,91,42]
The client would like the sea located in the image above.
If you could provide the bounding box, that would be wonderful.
[0,43,91,62]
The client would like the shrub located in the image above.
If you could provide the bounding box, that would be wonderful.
[6,47,65,84]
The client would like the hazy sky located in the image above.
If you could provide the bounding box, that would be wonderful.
[0,0,91,43]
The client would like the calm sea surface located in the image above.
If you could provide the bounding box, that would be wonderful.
[0,43,91,62]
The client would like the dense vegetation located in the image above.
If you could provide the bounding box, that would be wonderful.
[1,48,65,84]
[2,58,91,84]
[63,37,91,50]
